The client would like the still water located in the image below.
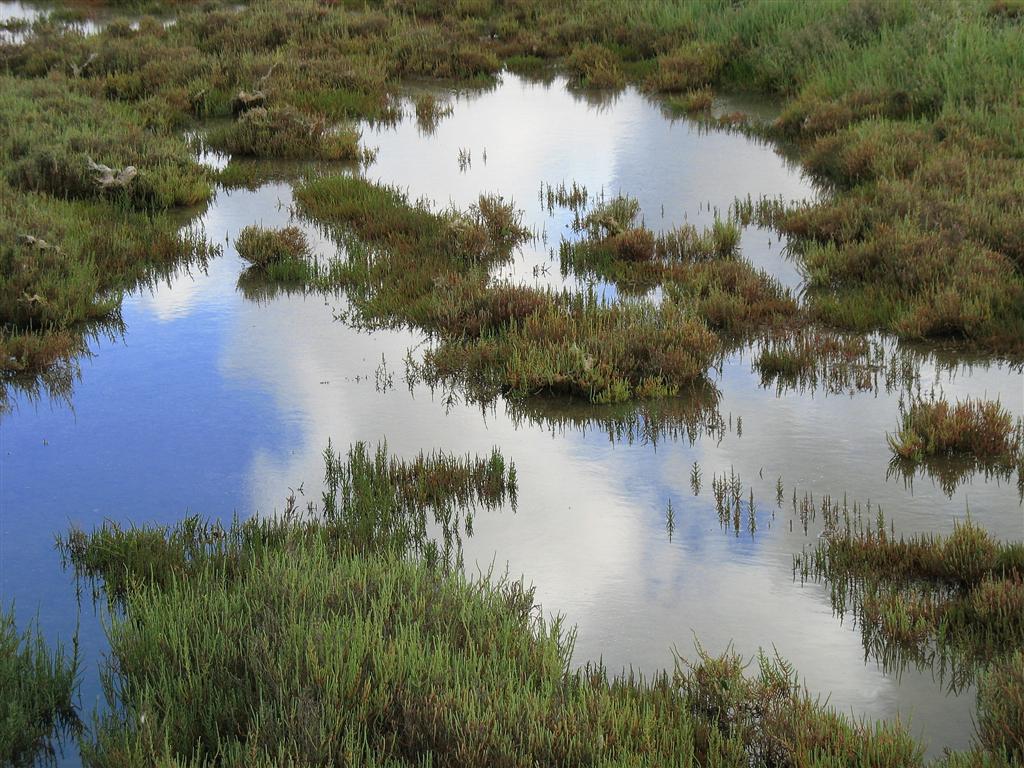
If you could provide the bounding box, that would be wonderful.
[2,72,1022,763]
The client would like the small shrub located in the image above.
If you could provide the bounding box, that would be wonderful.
[208,106,362,160]
[667,86,714,113]
[611,227,655,262]
[888,396,1022,463]
[943,519,1000,586]
[0,609,80,767]
[235,225,310,270]
[646,42,725,93]
[565,44,625,90]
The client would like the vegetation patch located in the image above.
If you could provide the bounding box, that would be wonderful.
[888,395,1023,464]
[884,395,1024,497]
[565,43,625,90]
[206,106,365,162]
[295,175,719,404]
[423,292,718,404]
[3,0,1023,394]
[236,225,310,269]
[796,509,1024,697]
[0,609,80,767]
[559,195,796,334]
[232,224,320,287]
[58,441,946,767]
[976,650,1024,764]
[0,75,218,398]
[665,86,714,115]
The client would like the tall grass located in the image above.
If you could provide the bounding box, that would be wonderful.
[888,395,1023,463]
[62,441,937,767]
[0,608,80,767]
[796,509,1024,700]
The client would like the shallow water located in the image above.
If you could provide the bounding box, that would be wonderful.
[0,1,101,39]
[0,0,176,41]
[2,72,1023,763]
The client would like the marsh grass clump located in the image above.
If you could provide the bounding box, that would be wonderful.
[466,193,531,259]
[0,609,80,767]
[797,511,1024,691]
[888,395,1023,465]
[297,175,717,404]
[413,92,453,133]
[666,87,714,115]
[566,195,741,268]
[235,225,311,270]
[773,146,1024,352]
[561,197,793,334]
[808,515,1019,587]
[565,43,625,90]
[675,644,922,765]
[61,441,516,602]
[424,291,719,404]
[297,177,527,272]
[657,218,742,263]
[976,650,1024,762]
[609,225,656,262]
[645,41,725,94]
[0,75,218,388]
[0,187,219,382]
[207,106,363,161]
[2,77,210,210]
[61,441,933,767]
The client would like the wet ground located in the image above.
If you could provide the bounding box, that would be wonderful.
[2,70,1022,763]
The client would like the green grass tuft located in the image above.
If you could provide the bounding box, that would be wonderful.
[0,608,80,768]
[61,441,935,767]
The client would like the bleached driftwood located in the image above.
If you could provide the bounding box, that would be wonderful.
[18,234,58,251]
[19,292,47,307]
[87,157,138,190]
[232,62,279,115]
[231,89,267,116]
[71,52,97,78]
